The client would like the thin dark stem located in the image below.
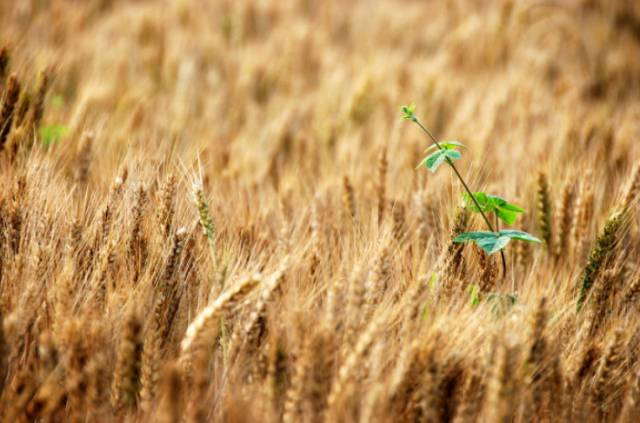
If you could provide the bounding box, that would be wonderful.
[413,118,508,276]
[494,213,507,277]
[414,120,495,230]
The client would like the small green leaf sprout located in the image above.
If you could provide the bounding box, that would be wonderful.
[401,103,417,121]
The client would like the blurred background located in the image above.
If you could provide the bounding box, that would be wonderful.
[1,0,639,198]
[2,2,640,421]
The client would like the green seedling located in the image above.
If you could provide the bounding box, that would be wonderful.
[402,105,540,272]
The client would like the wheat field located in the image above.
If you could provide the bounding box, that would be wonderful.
[1,0,640,421]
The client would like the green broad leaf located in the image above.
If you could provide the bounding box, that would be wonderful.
[445,149,462,160]
[425,150,448,172]
[453,231,495,242]
[454,230,541,255]
[500,202,526,212]
[401,104,416,121]
[491,196,525,225]
[463,192,525,225]
[418,148,462,173]
[498,230,541,243]
[496,209,519,225]
[463,192,491,213]
[454,231,510,255]
[451,232,502,255]
[425,141,467,152]
[416,150,441,170]
[476,235,511,255]
[489,196,523,211]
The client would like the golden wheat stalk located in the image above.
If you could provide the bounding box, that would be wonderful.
[180,274,260,359]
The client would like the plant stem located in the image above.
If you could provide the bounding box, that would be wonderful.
[413,118,508,276]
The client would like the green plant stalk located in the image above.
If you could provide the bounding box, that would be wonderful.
[412,117,508,276]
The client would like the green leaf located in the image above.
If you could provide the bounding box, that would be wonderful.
[445,149,462,160]
[498,229,541,243]
[426,150,448,172]
[491,196,524,225]
[401,104,416,121]
[425,141,467,152]
[453,229,538,255]
[418,148,463,172]
[417,150,442,171]
[463,192,491,213]
[417,149,452,173]
[476,235,511,255]
[500,203,525,212]
[453,231,495,242]
[463,192,525,225]
[454,231,508,255]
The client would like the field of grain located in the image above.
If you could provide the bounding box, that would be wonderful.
[1,0,640,421]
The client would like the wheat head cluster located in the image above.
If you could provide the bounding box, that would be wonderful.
[1,0,640,422]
